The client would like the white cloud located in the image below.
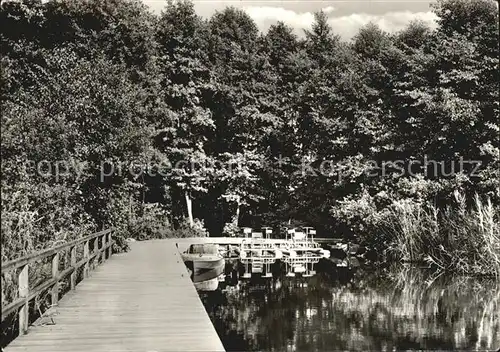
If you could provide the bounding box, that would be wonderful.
[322,6,336,14]
[242,6,316,35]
[139,1,438,40]
[329,11,439,39]
[242,6,438,39]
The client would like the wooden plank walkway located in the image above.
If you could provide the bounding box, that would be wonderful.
[4,239,225,352]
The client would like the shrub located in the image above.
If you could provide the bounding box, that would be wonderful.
[222,220,240,237]
[127,203,172,240]
[174,218,209,238]
[330,188,391,256]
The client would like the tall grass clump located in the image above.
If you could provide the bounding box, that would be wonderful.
[386,192,500,276]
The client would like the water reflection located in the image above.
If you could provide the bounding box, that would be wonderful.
[200,264,500,351]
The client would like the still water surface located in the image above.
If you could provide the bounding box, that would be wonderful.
[200,264,500,351]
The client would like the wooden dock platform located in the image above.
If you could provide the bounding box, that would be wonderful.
[4,239,225,352]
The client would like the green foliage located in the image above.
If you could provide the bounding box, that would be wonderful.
[1,0,159,259]
[384,193,500,276]
[175,218,210,238]
[222,218,240,237]
[127,203,172,240]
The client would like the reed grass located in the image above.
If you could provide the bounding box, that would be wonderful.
[385,193,500,276]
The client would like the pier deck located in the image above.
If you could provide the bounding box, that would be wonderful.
[4,240,225,352]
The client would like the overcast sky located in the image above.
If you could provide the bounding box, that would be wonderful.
[141,0,437,39]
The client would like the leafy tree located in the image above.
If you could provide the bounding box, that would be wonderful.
[156,0,215,227]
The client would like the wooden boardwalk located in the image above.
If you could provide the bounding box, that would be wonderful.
[4,240,225,352]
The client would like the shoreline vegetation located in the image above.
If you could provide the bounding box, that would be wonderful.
[385,194,500,277]
[1,0,499,292]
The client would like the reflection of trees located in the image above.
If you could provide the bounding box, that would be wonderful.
[201,268,500,351]
[328,268,500,351]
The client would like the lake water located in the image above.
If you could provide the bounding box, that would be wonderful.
[200,262,500,351]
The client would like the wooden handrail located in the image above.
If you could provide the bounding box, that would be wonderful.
[1,229,115,336]
[2,229,113,272]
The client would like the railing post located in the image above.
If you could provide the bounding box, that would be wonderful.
[93,237,99,268]
[107,232,112,259]
[101,234,106,261]
[83,240,89,278]
[70,246,76,290]
[18,264,29,334]
[51,253,59,306]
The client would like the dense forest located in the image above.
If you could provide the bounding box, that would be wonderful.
[1,0,499,274]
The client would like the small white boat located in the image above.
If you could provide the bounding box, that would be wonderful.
[181,243,225,291]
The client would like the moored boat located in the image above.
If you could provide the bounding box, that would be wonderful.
[181,243,225,291]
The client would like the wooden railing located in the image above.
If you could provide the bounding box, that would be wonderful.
[1,229,115,334]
